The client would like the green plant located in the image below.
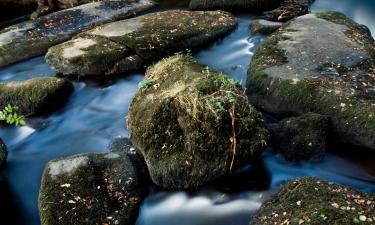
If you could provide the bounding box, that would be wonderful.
[0,104,26,126]
[138,79,153,90]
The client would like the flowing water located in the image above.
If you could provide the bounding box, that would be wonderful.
[0,1,374,225]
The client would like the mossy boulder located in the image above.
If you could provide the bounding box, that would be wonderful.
[0,77,73,116]
[250,177,375,225]
[0,0,155,68]
[128,54,269,190]
[269,113,329,162]
[247,12,375,151]
[39,152,149,225]
[251,19,282,35]
[0,138,6,170]
[264,0,314,22]
[46,10,237,76]
[188,0,282,11]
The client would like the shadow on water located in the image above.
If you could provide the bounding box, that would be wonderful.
[0,3,374,225]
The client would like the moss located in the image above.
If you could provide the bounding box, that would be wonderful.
[39,152,149,225]
[0,77,74,116]
[128,54,269,190]
[251,177,375,225]
[246,12,375,149]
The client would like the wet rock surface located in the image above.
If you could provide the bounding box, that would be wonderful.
[264,0,314,22]
[251,19,282,35]
[269,113,329,162]
[189,0,282,11]
[0,77,73,116]
[247,12,375,150]
[0,0,155,68]
[128,54,269,190]
[46,10,238,76]
[0,138,6,170]
[250,177,375,225]
[39,152,149,225]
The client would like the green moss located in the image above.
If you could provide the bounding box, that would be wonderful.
[128,54,268,190]
[39,152,149,225]
[251,177,375,225]
[0,77,74,116]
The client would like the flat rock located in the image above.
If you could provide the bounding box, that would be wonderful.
[250,177,375,225]
[45,10,238,76]
[0,77,73,116]
[251,19,282,35]
[269,113,329,162]
[247,12,375,150]
[39,152,149,225]
[128,54,269,190]
[0,0,155,68]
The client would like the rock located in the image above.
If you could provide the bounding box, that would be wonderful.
[0,0,155,68]
[0,138,6,170]
[251,19,282,35]
[127,54,269,190]
[247,12,375,150]
[0,77,73,116]
[264,0,314,22]
[269,113,329,162]
[45,10,237,76]
[39,152,149,225]
[189,0,282,11]
[250,177,375,225]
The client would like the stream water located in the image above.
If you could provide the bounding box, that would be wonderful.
[0,1,374,225]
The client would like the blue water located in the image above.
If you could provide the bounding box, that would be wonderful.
[0,1,374,225]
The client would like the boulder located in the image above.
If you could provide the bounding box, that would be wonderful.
[0,77,73,116]
[269,113,329,162]
[251,19,282,35]
[264,0,314,22]
[39,152,149,225]
[250,177,375,225]
[0,138,6,170]
[189,0,282,11]
[127,54,269,190]
[247,12,375,150]
[45,10,237,76]
[0,0,155,68]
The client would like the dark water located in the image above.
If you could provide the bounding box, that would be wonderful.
[0,1,374,225]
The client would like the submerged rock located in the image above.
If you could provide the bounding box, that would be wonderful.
[46,10,237,76]
[247,12,375,150]
[0,138,6,170]
[250,177,375,225]
[251,19,282,35]
[269,113,329,162]
[0,0,155,68]
[189,0,282,11]
[39,152,149,225]
[0,77,73,116]
[264,0,314,22]
[128,54,269,190]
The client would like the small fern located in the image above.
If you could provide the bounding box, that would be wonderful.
[0,104,26,126]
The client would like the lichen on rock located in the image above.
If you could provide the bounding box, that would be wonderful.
[128,54,269,190]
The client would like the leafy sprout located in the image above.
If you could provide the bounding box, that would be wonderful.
[0,104,26,126]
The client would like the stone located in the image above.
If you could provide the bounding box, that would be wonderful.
[247,12,375,150]
[128,54,269,190]
[39,152,149,225]
[0,0,155,67]
[45,10,237,76]
[251,19,282,35]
